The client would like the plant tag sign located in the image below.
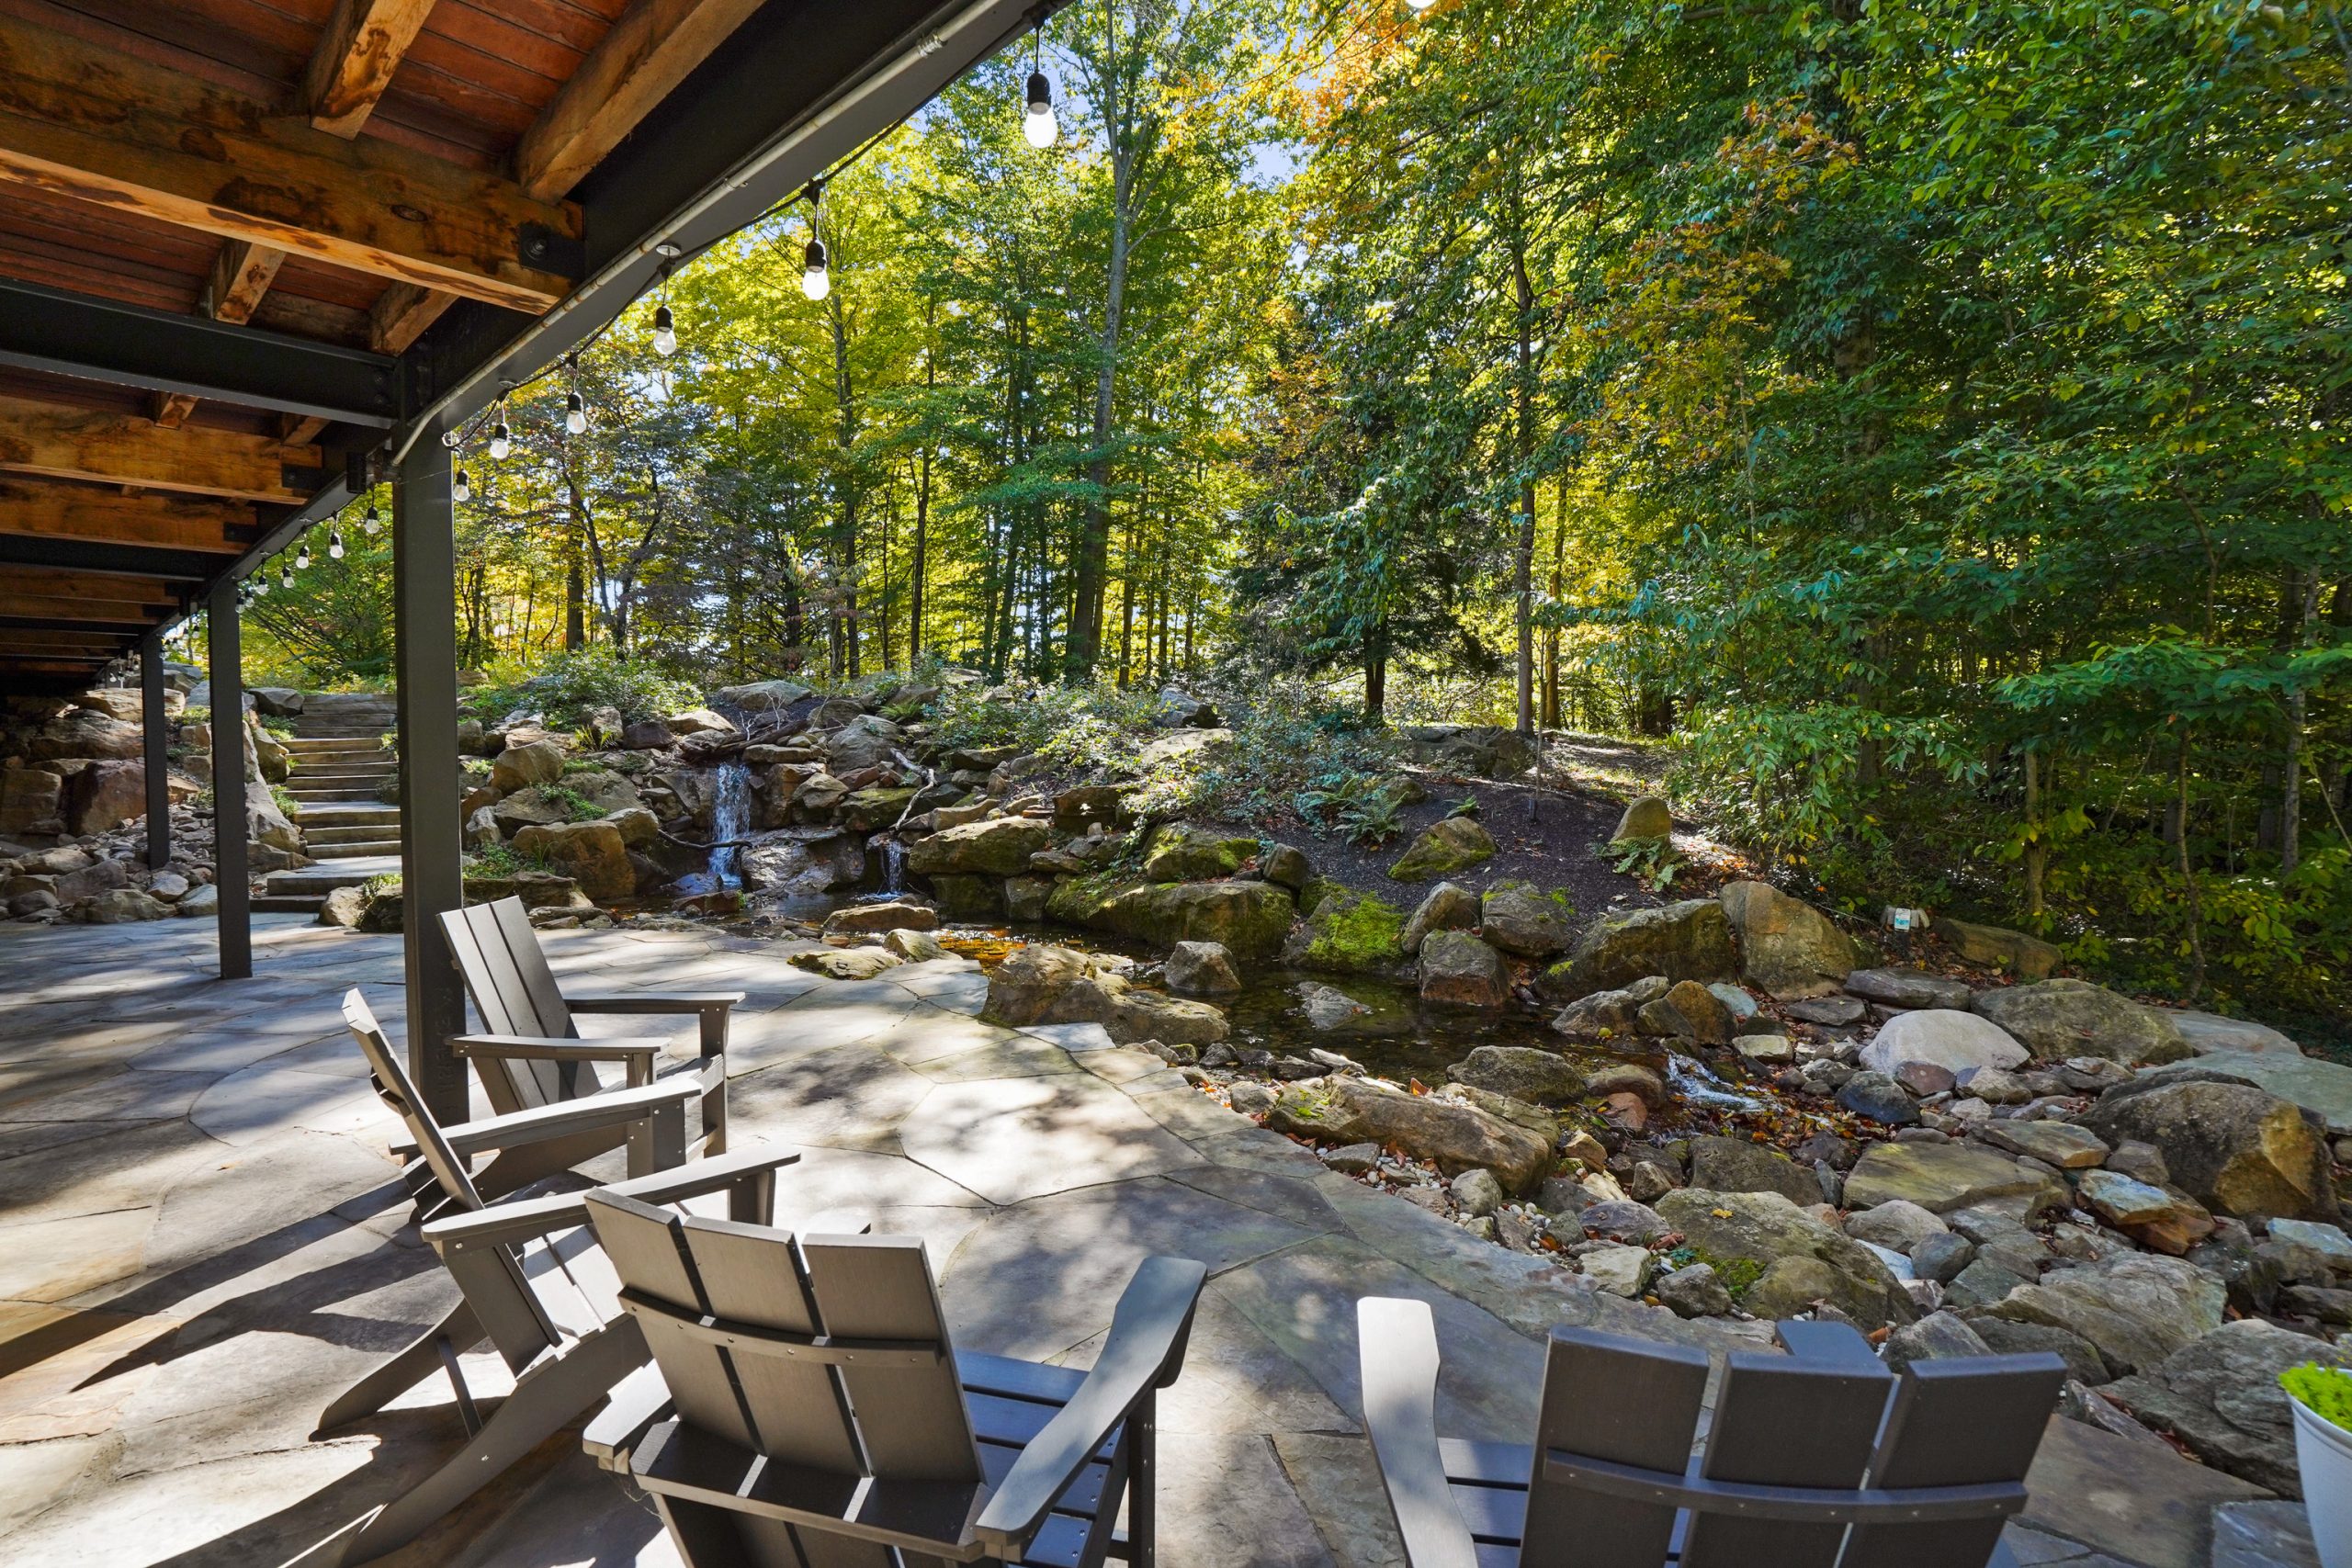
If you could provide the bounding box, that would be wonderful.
[1883,907,1927,932]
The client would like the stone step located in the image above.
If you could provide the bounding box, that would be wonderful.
[312,840,403,859]
[253,894,326,914]
[291,766,399,783]
[260,855,399,896]
[288,787,391,804]
[305,822,403,844]
[282,739,389,755]
[290,803,401,827]
[288,726,394,738]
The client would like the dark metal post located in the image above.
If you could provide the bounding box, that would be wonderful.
[395,428,468,1122]
[141,630,169,870]
[205,583,250,980]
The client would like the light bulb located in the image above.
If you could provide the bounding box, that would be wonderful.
[253,575,268,597]
[565,390,586,435]
[1024,72,1058,148]
[328,527,345,559]
[1407,0,1436,8]
[802,238,830,301]
[295,542,311,570]
[279,564,294,590]
[454,468,471,502]
[364,503,381,536]
[652,304,677,356]
[489,423,511,460]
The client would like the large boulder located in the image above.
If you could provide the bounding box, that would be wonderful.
[490,739,566,794]
[666,707,736,737]
[1936,916,2062,980]
[74,887,171,923]
[1844,967,1973,1010]
[2104,1319,2352,1496]
[1717,881,1855,998]
[1971,1253,2226,1377]
[62,760,146,835]
[1401,724,1538,779]
[824,714,904,773]
[1637,978,1736,1043]
[1479,881,1576,957]
[1687,1134,1822,1205]
[1280,886,1408,974]
[909,817,1052,877]
[28,707,143,761]
[1267,1076,1553,1190]
[1046,876,1295,961]
[1141,824,1261,882]
[1419,930,1510,1007]
[1550,976,1670,1040]
[1611,795,1673,841]
[1654,1188,1916,1330]
[491,785,571,837]
[1539,899,1736,1002]
[2079,1078,2337,1223]
[510,819,632,902]
[1387,817,1497,882]
[1448,1046,1586,1105]
[714,679,813,713]
[739,828,865,894]
[2169,1011,2301,1057]
[1859,1010,2030,1077]
[1399,881,1480,955]
[1972,979,2193,1065]
[1843,1141,2061,1215]
[0,767,63,834]
[1165,941,1241,996]
[981,944,1227,1046]
[560,768,643,816]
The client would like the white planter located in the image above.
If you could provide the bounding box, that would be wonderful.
[2292,1396,2352,1568]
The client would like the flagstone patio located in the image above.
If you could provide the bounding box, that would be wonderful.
[0,916,2316,1567]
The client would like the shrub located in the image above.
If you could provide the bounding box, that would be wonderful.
[2282,1362,2352,1434]
[468,648,695,728]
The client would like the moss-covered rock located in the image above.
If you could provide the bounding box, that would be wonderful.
[1539,898,1736,1001]
[837,785,919,831]
[1045,874,1295,960]
[1387,817,1497,881]
[1280,886,1408,975]
[1140,824,1260,882]
[930,873,1004,918]
[908,816,1052,876]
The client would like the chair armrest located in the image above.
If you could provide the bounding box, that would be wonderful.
[596,1141,805,1209]
[425,1144,804,1254]
[973,1256,1206,1558]
[453,1032,664,1062]
[565,991,743,1013]
[1355,1298,1480,1568]
[584,1363,674,1472]
[438,1076,703,1156]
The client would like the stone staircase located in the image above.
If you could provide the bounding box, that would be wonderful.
[255,693,402,915]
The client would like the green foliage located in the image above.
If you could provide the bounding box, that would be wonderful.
[269,784,299,819]
[537,784,601,823]
[1601,835,1684,894]
[1295,772,1409,845]
[468,649,695,728]
[2281,1363,2352,1435]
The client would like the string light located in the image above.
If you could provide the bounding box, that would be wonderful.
[295,539,311,570]
[1023,23,1057,149]
[251,574,267,599]
[1407,0,1436,9]
[802,184,830,301]
[454,468,471,502]
[489,398,512,459]
[564,389,586,435]
[328,525,345,559]
[278,560,294,591]
[364,501,381,536]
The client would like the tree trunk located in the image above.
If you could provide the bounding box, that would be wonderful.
[829,287,860,678]
[2177,730,2206,999]
[1364,622,1388,721]
[2023,749,2046,919]
[1542,479,1566,729]
[1511,243,1537,738]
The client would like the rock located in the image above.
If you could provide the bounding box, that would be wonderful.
[1910,1232,1975,1284]
[1580,1243,1657,1299]
[1972,979,2193,1065]
[1974,1121,2105,1169]
[1894,1061,1956,1097]
[1479,881,1577,957]
[1141,824,1260,881]
[1281,885,1408,973]
[1542,900,1737,1002]
[1845,1141,2060,1215]
[1937,916,2064,980]
[1734,1033,1795,1065]
[1837,1071,1922,1127]
[2280,1284,2352,1324]
[1846,1199,1949,1252]
[1975,1252,2225,1377]
[1260,843,1312,891]
[1788,995,1868,1027]
[510,819,633,902]
[821,899,938,936]
[837,786,919,831]
[1387,817,1497,882]
[489,739,567,794]
[909,817,1051,877]
[1167,941,1242,996]
[1049,877,1296,962]
[1959,1066,2032,1105]
[0,767,63,834]
[1882,1311,1994,1373]
[1655,1262,1733,1318]
[563,769,644,815]
[2170,1011,2302,1057]
[147,870,189,901]
[2075,1170,2181,1227]
[1268,1076,1554,1190]
[1448,1045,1585,1105]
[792,947,905,980]
[1962,1318,2111,1386]
[1584,1061,1666,1108]
[1549,976,1670,1039]
[2104,1319,2352,1495]
[1686,1134,1819,1205]
[1295,981,1370,1029]
[490,785,572,837]
[1654,1188,1915,1330]
[664,706,736,738]
[62,761,146,835]
[1611,795,1673,841]
[1398,881,1480,956]
[714,679,813,713]
[1322,1142,1380,1175]
[619,718,673,750]
[739,828,865,894]
[1401,724,1538,778]
[174,883,219,917]
[2268,1219,2352,1270]
[1575,1200,1668,1243]
[2138,1049,2352,1140]
[1419,931,1510,1007]
[992,874,1044,922]
[1450,1168,1505,1218]
[2105,1139,2171,1187]
[1634,977,1736,1044]
[1717,881,1856,998]
[2079,1078,2337,1223]
[982,944,1227,1047]
[1843,967,1973,1010]
[1227,1081,1277,1117]
[1133,728,1234,772]
[1941,1256,2033,1310]
[74,888,171,922]
[1740,1255,1849,1319]
[1860,1009,2030,1079]
[605,806,659,849]
[317,885,368,928]
[1109,989,1231,1047]
[29,707,143,761]
[883,928,944,961]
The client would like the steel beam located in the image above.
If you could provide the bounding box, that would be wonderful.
[0,534,219,581]
[0,279,401,428]
[142,631,169,870]
[206,582,250,979]
[394,426,467,1122]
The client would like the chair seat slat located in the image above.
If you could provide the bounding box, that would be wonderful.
[1449,1478,1526,1543]
[958,1350,1089,1405]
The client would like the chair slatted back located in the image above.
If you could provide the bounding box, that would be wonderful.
[440,897,593,1111]
[1678,1351,1892,1568]
[1518,1327,1709,1568]
[1841,1355,2067,1568]
[343,987,564,1371]
[584,1192,984,1558]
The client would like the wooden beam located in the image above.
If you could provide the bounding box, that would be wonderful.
[0,395,313,503]
[155,241,292,426]
[515,0,770,202]
[0,479,252,550]
[6,566,174,599]
[367,281,458,355]
[0,595,167,625]
[0,14,580,312]
[303,0,440,139]
[0,628,121,648]
[0,659,111,674]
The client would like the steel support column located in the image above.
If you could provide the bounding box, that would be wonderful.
[141,630,169,870]
[205,584,250,980]
[394,429,467,1122]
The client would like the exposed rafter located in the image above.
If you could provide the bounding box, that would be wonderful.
[0,479,252,552]
[155,242,293,427]
[0,395,315,503]
[303,0,441,139]
[0,13,581,311]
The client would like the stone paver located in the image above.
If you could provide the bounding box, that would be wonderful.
[0,915,2281,1567]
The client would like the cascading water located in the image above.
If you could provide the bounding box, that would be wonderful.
[879,836,906,895]
[679,761,751,895]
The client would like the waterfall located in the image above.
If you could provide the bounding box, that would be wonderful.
[679,761,752,896]
[880,836,906,894]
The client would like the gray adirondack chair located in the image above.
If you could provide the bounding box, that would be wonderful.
[439,896,740,1167]
[577,1187,1209,1568]
[1357,1301,2066,1568]
[324,989,806,1566]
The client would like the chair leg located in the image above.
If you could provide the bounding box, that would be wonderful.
[335,1324,647,1565]
[1130,1392,1158,1568]
[314,1301,481,1436]
[701,1060,728,1156]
